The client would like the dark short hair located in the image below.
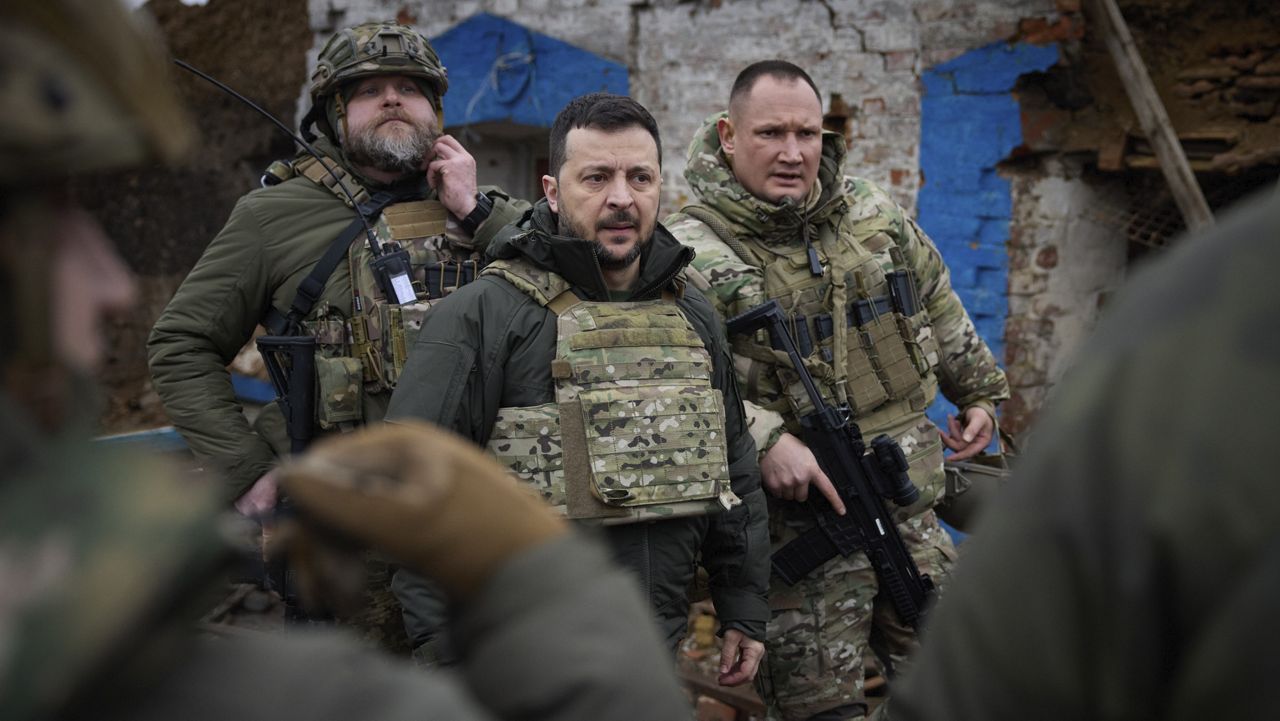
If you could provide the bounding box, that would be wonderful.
[548,93,662,177]
[729,60,822,112]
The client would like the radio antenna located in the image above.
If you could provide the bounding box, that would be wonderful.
[171,58,378,253]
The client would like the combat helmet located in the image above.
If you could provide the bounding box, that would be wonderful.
[303,22,448,143]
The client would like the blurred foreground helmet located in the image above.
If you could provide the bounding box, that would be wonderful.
[0,0,192,378]
[0,0,193,185]
[310,22,448,111]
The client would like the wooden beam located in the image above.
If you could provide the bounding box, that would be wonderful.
[1085,0,1214,230]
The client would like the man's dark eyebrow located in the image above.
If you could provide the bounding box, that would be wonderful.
[578,162,657,173]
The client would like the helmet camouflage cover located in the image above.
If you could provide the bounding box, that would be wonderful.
[0,0,192,185]
[310,21,448,112]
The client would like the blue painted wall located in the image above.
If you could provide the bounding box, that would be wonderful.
[431,13,628,129]
[918,42,1059,430]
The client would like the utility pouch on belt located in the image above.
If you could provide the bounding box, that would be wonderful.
[314,355,363,428]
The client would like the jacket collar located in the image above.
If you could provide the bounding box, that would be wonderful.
[488,199,693,302]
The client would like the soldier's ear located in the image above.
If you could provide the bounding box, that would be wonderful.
[542,175,559,213]
[717,116,735,156]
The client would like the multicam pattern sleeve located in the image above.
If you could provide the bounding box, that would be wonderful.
[870,186,1010,415]
[668,214,788,455]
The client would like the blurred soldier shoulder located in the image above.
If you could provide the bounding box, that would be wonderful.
[1,3,687,720]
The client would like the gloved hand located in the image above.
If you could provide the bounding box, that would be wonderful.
[276,420,566,602]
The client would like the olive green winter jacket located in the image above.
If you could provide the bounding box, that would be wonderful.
[885,192,1280,721]
[386,200,771,646]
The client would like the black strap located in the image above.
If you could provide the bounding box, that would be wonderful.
[265,190,404,335]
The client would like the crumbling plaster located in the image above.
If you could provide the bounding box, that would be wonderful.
[305,0,1059,212]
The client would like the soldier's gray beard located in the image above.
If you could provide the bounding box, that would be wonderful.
[346,117,438,175]
[558,211,648,270]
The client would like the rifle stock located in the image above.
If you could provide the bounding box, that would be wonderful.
[256,335,317,454]
[726,299,935,628]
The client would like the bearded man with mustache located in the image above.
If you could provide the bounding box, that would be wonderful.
[147,22,528,650]
[387,93,772,688]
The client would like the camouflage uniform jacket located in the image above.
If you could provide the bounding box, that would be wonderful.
[387,199,770,644]
[147,137,526,500]
[667,113,1009,513]
[886,189,1280,721]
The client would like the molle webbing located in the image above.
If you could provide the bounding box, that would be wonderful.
[484,260,738,524]
[295,154,371,208]
[384,200,448,240]
[422,260,480,299]
[552,297,735,522]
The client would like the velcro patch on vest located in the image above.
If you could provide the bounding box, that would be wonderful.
[383,200,448,240]
[550,359,574,380]
[566,359,711,386]
[569,327,705,351]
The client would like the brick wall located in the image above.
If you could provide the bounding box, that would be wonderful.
[916,41,1059,429]
[306,0,1059,213]
[1003,160,1129,436]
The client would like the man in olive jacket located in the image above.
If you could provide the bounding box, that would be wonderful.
[148,22,526,513]
[388,93,770,686]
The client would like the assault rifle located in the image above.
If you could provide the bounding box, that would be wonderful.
[726,300,935,628]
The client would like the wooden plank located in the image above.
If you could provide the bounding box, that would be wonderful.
[677,668,768,717]
[1085,0,1214,230]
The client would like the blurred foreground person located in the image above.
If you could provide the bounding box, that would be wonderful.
[883,191,1280,721]
[0,3,687,720]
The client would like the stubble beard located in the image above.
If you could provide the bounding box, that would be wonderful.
[558,209,648,271]
[345,112,439,175]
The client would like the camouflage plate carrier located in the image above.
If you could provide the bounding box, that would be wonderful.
[272,152,482,430]
[480,257,741,524]
[676,190,942,439]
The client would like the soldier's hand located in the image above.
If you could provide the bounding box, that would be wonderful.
[760,433,846,515]
[425,134,480,220]
[276,421,566,601]
[718,629,765,686]
[233,470,278,519]
[938,406,995,461]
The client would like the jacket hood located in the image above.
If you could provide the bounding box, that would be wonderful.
[487,199,693,302]
[682,111,848,243]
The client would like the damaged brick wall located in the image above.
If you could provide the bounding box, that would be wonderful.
[917,41,1059,431]
[310,0,1060,213]
[1004,160,1128,435]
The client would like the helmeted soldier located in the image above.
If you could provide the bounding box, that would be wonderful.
[0,7,688,720]
[386,92,771,685]
[665,60,1010,720]
[148,21,529,515]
